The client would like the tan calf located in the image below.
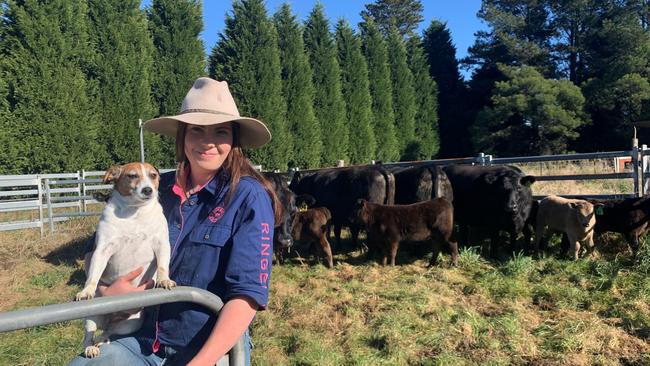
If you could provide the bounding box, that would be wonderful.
[535,195,598,260]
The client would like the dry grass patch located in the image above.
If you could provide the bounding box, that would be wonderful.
[0,217,94,312]
[514,160,634,196]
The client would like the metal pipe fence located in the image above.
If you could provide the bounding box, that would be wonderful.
[380,148,645,200]
[0,286,244,366]
[2,146,648,236]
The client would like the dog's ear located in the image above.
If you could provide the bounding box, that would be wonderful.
[103,165,122,184]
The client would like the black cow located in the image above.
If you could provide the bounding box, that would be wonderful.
[387,164,454,204]
[442,165,536,256]
[262,172,314,264]
[289,165,395,247]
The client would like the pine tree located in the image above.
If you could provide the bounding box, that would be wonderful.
[335,19,376,165]
[423,20,471,158]
[406,36,439,159]
[387,26,417,159]
[0,2,13,173]
[209,0,290,170]
[303,4,349,166]
[1,0,101,173]
[361,16,399,162]
[362,0,424,38]
[472,65,587,156]
[548,0,593,84]
[0,55,17,174]
[578,2,650,150]
[273,3,322,169]
[88,0,160,166]
[147,0,205,168]
[466,1,556,77]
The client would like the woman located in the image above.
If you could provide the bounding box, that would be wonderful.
[69,77,280,366]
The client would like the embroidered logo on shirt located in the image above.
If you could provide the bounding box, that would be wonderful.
[208,206,225,223]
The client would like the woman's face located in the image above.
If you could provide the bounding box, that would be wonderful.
[184,122,233,176]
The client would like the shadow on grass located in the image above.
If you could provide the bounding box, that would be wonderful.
[279,236,369,267]
[367,334,387,352]
[42,233,93,267]
[333,239,458,267]
[42,233,93,287]
[623,322,650,341]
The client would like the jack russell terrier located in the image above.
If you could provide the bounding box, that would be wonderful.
[75,162,176,358]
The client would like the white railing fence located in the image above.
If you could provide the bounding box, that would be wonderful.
[0,174,43,234]
[0,169,174,237]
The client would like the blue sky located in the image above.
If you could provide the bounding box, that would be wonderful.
[144,1,487,78]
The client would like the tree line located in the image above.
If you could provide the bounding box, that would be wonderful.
[1,0,649,174]
[0,0,441,173]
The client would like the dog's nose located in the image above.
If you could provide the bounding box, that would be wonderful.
[142,187,153,196]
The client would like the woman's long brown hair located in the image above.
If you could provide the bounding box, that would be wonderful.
[174,122,282,225]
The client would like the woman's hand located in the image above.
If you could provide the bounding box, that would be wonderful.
[98,266,154,297]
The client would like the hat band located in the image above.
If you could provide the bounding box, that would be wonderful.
[180,108,239,117]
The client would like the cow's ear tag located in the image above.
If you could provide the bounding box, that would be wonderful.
[595,206,604,216]
[298,204,308,212]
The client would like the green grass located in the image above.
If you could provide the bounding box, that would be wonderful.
[1,220,650,365]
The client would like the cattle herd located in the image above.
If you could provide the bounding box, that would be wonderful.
[264,163,650,268]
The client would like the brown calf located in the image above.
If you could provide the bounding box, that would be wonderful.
[291,207,334,268]
[354,198,458,266]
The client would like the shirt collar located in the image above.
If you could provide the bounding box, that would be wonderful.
[172,166,229,203]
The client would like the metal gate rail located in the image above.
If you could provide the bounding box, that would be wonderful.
[0,286,244,366]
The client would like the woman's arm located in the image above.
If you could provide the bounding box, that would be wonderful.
[187,296,257,366]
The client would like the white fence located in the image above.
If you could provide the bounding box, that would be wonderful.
[0,175,43,233]
[0,169,174,237]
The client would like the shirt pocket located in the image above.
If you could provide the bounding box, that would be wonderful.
[176,224,232,287]
[190,224,232,247]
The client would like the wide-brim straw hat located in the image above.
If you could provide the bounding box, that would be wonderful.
[144,77,271,148]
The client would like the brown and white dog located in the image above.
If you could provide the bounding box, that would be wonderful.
[75,162,175,358]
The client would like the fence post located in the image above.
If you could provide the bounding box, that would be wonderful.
[633,145,640,197]
[76,170,82,214]
[81,170,87,213]
[641,144,650,195]
[139,118,145,163]
[37,176,44,238]
[45,178,54,234]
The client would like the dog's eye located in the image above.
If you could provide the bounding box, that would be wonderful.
[127,174,138,179]
[149,173,158,179]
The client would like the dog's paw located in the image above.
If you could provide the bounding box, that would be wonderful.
[75,289,95,301]
[84,345,101,358]
[156,279,176,290]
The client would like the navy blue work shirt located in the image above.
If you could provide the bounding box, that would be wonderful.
[155,169,274,349]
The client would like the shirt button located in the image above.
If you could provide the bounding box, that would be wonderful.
[176,224,181,229]
[204,234,210,240]
[189,200,196,206]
